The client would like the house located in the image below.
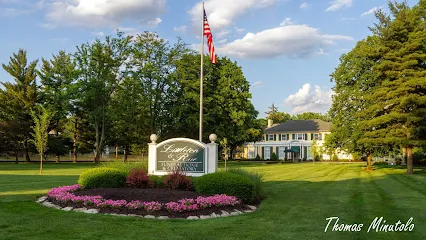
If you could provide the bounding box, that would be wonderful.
[242,119,351,161]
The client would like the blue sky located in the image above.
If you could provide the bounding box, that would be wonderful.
[0,0,419,118]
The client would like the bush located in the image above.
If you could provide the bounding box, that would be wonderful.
[78,167,127,189]
[373,161,389,166]
[126,169,153,188]
[100,161,147,175]
[226,168,264,202]
[255,154,261,161]
[332,154,339,161]
[149,175,166,188]
[163,170,193,191]
[195,172,255,203]
[270,152,279,161]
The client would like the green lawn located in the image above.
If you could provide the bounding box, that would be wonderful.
[1,162,426,240]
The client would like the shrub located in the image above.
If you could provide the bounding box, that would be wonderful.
[255,154,261,161]
[78,167,127,189]
[149,175,166,188]
[126,169,153,188]
[332,154,339,161]
[194,172,255,203]
[373,161,389,166]
[226,168,264,202]
[163,170,193,191]
[100,161,147,175]
[270,152,279,161]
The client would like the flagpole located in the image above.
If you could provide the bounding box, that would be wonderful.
[199,1,205,142]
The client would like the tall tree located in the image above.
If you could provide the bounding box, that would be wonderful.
[74,32,132,163]
[0,49,38,162]
[37,50,77,162]
[265,103,278,116]
[358,2,426,174]
[131,32,188,139]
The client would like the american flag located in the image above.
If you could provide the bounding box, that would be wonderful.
[203,10,216,64]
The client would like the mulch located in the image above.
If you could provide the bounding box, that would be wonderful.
[49,187,253,218]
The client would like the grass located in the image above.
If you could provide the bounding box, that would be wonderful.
[1,162,426,239]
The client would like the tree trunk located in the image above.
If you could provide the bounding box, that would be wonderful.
[116,144,118,160]
[407,147,413,175]
[73,118,78,163]
[24,138,30,162]
[366,152,372,171]
[40,154,43,174]
[230,148,234,160]
[55,153,60,163]
[94,123,101,164]
[402,147,407,165]
[124,147,128,163]
[15,152,18,164]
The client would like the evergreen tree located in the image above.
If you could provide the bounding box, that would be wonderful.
[0,49,38,162]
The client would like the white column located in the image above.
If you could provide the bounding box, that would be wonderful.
[148,143,157,175]
[207,142,218,173]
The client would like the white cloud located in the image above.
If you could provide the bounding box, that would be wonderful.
[1,0,45,16]
[115,27,142,37]
[216,23,352,59]
[361,6,383,17]
[280,17,293,26]
[252,81,263,87]
[236,27,245,34]
[300,2,309,10]
[340,17,356,21]
[43,0,166,28]
[218,39,228,44]
[92,31,105,37]
[189,0,277,30]
[148,17,162,27]
[174,25,187,33]
[50,37,69,43]
[216,29,231,39]
[284,83,333,114]
[325,0,352,12]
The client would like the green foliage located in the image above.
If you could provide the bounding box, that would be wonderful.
[100,161,147,175]
[226,168,264,202]
[30,106,55,158]
[291,112,330,122]
[0,49,38,161]
[148,175,166,188]
[332,154,339,161]
[162,171,193,191]
[78,167,127,188]
[255,154,261,161]
[195,171,255,203]
[270,152,279,161]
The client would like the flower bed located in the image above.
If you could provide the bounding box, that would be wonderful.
[47,184,246,217]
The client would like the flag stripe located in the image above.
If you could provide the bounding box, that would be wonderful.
[203,10,216,64]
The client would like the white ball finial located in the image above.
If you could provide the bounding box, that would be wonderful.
[150,134,158,143]
[209,133,217,143]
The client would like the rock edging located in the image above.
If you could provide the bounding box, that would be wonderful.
[36,196,257,220]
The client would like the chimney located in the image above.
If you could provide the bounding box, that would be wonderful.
[267,119,273,128]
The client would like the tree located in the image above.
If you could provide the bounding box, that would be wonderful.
[291,112,330,122]
[37,50,77,162]
[30,106,55,174]
[131,32,189,138]
[108,76,150,162]
[74,32,132,164]
[327,36,380,158]
[1,49,38,162]
[265,103,278,116]
[268,112,291,123]
[358,2,426,174]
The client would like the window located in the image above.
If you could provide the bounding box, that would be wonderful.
[278,147,285,160]
[312,133,323,141]
[264,147,271,159]
[281,134,287,141]
[297,133,304,140]
[268,134,275,141]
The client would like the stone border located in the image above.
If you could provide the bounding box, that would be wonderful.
[36,196,257,220]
